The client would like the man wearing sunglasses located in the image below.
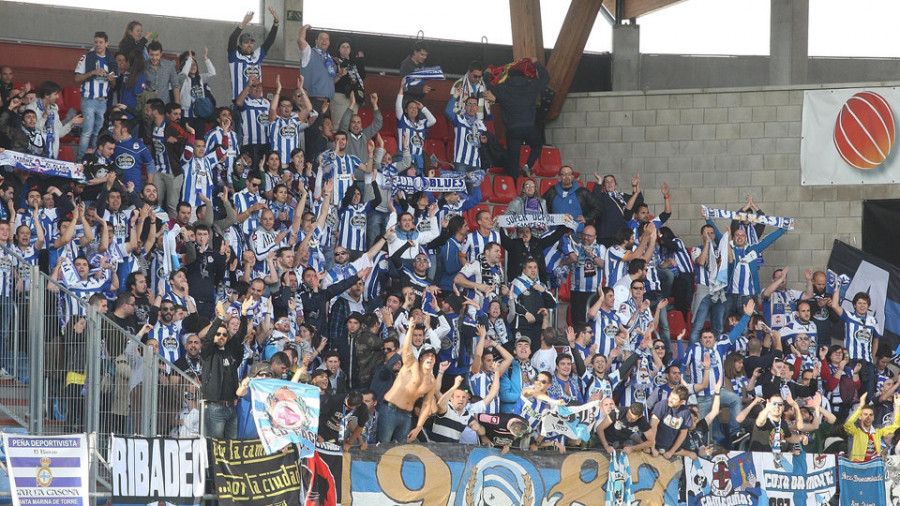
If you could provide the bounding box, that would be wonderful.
[750,394,803,453]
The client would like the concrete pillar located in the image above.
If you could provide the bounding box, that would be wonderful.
[611,23,640,91]
[282,0,304,62]
[769,0,808,85]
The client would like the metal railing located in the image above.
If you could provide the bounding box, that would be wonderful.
[0,243,203,493]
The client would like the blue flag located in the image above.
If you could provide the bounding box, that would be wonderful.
[838,456,886,506]
[249,378,320,457]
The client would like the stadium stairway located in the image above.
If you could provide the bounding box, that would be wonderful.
[0,379,29,431]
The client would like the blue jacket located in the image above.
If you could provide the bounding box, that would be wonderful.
[500,360,529,413]
[707,219,786,295]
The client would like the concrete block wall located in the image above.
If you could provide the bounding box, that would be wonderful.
[546,83,900,285]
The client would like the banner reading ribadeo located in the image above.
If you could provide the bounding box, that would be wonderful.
[109,436,207,505]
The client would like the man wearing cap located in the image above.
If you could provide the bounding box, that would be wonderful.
[227,9,280,102]
[297,25,336,114]
[499,334,537,413]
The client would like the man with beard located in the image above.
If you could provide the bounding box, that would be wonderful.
[107,292,139,336]
[125,272,154,326]
[174,333,203,380]
[802,270,837,348]
[150,297,200,367]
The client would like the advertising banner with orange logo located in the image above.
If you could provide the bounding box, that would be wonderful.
[801,87,900,185]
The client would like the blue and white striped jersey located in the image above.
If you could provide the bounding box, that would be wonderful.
[616,298,653,350]
[74,51,111,99]
[0,245,17,297]
[469,370,499,414]
[668,238,694,275]
[464,230,500,262]
[181,147,218,212]
[228,47,266,100]
[151,320,185,367]
[365,252,389,303]
[204,127,239,181]
[684,314,749,397]
[338,202,371,252]
[446,108,486,167]
[593,308,623,358]
[232,189,262,235]
[151,122,173,175]
[397,115,430,159]
[763,289,803,330]
[690,246,716,287]
[841,310,879,362]
[544,234,576,272]
[100,209,131,246]
[239,97,270,145]
[316,151,360,206]
[13,212,39,246]
[13,244,38,293]
[58,261,112,325]
[574,242,605,292]
[601,244,627,289]
[269,115,308,163]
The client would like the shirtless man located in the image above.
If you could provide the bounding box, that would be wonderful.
[378,324,442,443]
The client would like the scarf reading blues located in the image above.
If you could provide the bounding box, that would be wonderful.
[702,205,795,230]
[391,175,465,195]
[0,149,84,180]
[249,378,320,457]
[496,214,576,229]
[403,66,444,89]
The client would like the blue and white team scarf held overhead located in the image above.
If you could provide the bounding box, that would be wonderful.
[403,66,444,89]
[496,214,576,229]
[701,205,795,230]
[0,150,84,180]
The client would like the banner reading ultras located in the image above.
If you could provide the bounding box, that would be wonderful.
[801,86,900,186]
[109,436,207,505]
[211,438,302,506]
[2,433,90,506]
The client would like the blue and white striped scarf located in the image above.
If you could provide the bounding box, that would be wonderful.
[702,205,794,230]
[404,66,444,89]
[510,274,537,298]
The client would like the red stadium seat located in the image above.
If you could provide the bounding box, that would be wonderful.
[430,115,451,142]
[466,205,488,231]
[668,310,692,341]
[559,274,572,302]
[587,181,596,192]
[492,175,517,204]
[381,135,398,155]
[357,108,373,128]
[518,145,531,169]
[63,87,81,113]
[491,205,508,218]
[484,120,495,134]
[540,178,559,196]
[479,176,495,202]
[423,139,446,162]
[379,110,397,136]
[534,147,562,176]
[58,145,75,162]
[488,166,505,175]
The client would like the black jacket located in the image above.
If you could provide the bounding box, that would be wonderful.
[298,274,361,334]
[593,188,644,241]
[499,225,571,282]
[484,61,550,129]
[200,315,247,402]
